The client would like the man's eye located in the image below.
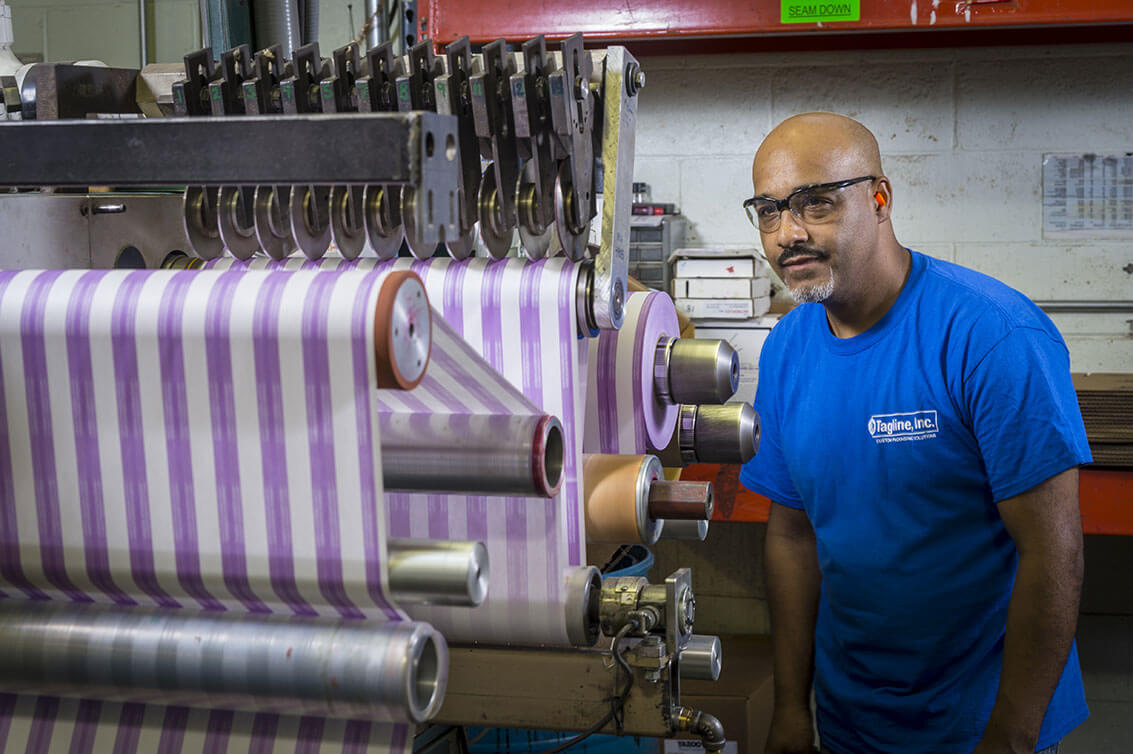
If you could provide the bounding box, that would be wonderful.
[799,194,834,209]
[755,204,779,219]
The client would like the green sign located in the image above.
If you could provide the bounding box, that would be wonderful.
[781,0,860,23]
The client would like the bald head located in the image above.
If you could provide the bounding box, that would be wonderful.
[753,113,882,197]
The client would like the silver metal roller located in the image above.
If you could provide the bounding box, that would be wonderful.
[680,634,722,681]
[388,539,490,607]
[683,403,760,465]
[654,337,740,406]
[0,600,448,723]
[564,566,602,647]
[380,413,565,498]
[661,519,709,541]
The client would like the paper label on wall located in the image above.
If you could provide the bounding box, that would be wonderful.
[1042,153,1133,239]
[781,0,860,23]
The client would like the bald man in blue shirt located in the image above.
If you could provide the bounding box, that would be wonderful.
[740,113,1090,754]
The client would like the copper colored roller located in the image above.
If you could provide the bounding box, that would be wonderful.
[373,270,432,390]
[583,454,664,545]
[648,480,714,521]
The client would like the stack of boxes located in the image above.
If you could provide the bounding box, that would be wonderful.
[670,249,777,406]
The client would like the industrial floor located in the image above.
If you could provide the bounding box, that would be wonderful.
[1061,535,1133,753]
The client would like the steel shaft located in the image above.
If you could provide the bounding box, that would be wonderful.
[0,600,447,723]
[388,539,489,607]
[381,413,564,498]
[647,480,714,521]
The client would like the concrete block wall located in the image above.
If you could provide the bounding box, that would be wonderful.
[633,42,1133,374]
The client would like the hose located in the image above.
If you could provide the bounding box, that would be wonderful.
[302,0,318,47]
[253,0,301,54]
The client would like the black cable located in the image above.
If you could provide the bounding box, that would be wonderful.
[542,623,637,754]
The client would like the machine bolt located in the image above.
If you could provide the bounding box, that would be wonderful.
[638,635,664,658]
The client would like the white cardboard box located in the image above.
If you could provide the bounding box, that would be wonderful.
[696,321,776,405]
[675,297,771,320]
[674,257,755,279]
[673,277,771,299]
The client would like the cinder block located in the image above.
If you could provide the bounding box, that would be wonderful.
[771,61,954,153]
[954,242,1133,301]
[681,157,761,246]
[636,67,773,158]
[958,55,1133,151]
[884,151,1043,244]
[1063,336,1133,374]
[632,156,683,208]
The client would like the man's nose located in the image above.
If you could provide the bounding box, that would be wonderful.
[776,209,808,248]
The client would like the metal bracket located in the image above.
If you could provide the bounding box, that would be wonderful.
[592,46,638,331]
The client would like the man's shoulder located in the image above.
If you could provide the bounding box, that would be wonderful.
[916,253,1063,348]
[760,302,822,356]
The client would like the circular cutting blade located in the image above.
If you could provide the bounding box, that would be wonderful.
[553,163,589,261]
[477,164,515,259]
[253,186,296,261]
[182,186,224,260]
[217,186,260,260]
[364,184,404,260]
[330,185,367,260]
[288,185,332,260]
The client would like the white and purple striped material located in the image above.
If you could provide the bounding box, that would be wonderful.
[0,267,412,752]
[204,255,589,646]
[583,290,680,455]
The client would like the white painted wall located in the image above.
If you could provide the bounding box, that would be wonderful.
[7,0,201,67]
[634,43,1133,373]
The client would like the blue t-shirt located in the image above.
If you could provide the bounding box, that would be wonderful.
[740,250,1092,753]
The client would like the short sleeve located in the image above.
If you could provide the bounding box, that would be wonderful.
[739,338,805,509]
[964,326,1092,502]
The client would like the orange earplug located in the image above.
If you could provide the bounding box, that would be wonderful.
[875,192,887,207]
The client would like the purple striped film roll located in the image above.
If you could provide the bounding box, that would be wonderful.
[583,290,681,455]
[203,255,590,647]
[0,267,422,753]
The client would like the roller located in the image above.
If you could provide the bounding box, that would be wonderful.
[373,269,432,390]
[0,600,447,723]
[584,454,713,545]
[654,337,740,405]
[564,566,603,647]
[680,634,722,681]
[381,413,564,498]
[388,538,489,607]
[658,403,761,467]
[661,519,709,541]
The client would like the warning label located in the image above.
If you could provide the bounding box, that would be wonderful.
[781,0,861,23]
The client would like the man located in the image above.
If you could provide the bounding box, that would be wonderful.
[739,113,1091,754]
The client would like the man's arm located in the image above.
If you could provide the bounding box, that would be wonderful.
[764,502,822,754]
[975,467,1084,754]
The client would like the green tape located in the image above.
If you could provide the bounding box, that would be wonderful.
[781,0,860,23]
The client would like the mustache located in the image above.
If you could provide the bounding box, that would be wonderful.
[776,246,827,266]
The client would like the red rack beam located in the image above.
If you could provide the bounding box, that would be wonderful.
[683,464,1133,536]
[420,0,1133,46]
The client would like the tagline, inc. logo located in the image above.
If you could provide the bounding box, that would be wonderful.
[868,410,939,444]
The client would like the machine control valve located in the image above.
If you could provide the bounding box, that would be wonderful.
[599,567,694,653]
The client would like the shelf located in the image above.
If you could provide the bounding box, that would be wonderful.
[682,464,1133,536]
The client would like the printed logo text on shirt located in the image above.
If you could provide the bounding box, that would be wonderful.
[868,410,938,444]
